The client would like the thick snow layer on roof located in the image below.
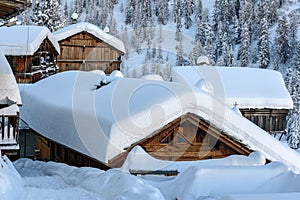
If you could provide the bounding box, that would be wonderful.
[0,50,22,105]
[0,25,60,56]
[20,71,300,172]
[172,66,293,109]
[53,22,125,53]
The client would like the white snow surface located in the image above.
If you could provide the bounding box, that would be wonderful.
[0,155,299,200]
[0,26,60,55]
[53,22,125,53]
[121,146,266,172]
[0,50,22,105]
[19,70,300,172]
[172,66,293,109]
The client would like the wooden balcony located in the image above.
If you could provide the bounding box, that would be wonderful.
[0,104,20,153]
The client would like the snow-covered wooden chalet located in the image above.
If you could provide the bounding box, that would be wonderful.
[0,0,28,20]
[172,66,293,139]
[53,22,125,74]
[19,71,300,173]
[0,49,22,156]
[0,25,60,83]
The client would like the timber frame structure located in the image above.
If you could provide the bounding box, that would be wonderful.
[56,31,124,74]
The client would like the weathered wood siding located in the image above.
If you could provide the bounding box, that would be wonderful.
[240,109,289,135]
[110,113,251,167]
[57,32,123,74]
[0,0,26,19]
[6,38,58,83]
[35,134,110,170]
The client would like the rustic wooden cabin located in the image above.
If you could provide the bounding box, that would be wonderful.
[0,25,60,83]
[0,49,22,157]
[53,22,125,74]
[0,0,28,20]
[19,72,299,171]
[172,66,293,139]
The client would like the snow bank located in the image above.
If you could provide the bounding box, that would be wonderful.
[0,155,23,200]
[14,158,164,200]
[172,66,293,109]
[0,26,60,55]
[121,146,266,172]
[11,157,300,200]
[175,162,288,199]
[140,74,164,81]
[0,49,22,105]
[53,22,125,53]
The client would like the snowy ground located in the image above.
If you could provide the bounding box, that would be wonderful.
[2,148,300,200]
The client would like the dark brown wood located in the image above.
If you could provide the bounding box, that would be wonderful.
[6,38,59,83]
[57,32,123,74]
[112,113,251,166]
[0,0,27,20]
[240,108,289,136]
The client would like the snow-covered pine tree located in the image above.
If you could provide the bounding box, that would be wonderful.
[157,0,169,25]
[183,0,194,29]
[175,13,184,66]
[289,13,299,54]
[274,15,290,64]
[31,0,65,32]
[189,41,205,65]
[258,17,270,69]
[239,24,251,67]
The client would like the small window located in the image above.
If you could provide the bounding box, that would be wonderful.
[177,135,186,143]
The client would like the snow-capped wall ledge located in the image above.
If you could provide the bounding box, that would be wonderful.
[0,26,60,56]
[172,66,293,109]
[0,49,22,105]
[20,71,300,172]
[53,22,125,53]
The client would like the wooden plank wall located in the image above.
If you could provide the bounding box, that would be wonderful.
[57,32,122,74]
[240,109,289,134]
[6,38,58,83]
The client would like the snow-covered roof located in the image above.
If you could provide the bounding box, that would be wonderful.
[0,50,22,105]
[172,66,293,109]
[19,71,300,172]
[53,22,125,53]
[0,25,60,56]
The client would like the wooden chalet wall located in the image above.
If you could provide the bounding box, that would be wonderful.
[240,108,289,137]
[33,133,110,170]
[6,38,59,83]
[57,32,123,74]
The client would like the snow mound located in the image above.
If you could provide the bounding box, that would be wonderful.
[110,70,124,78]
[140,74,164,81]
[121,146,266,172]
[0,155,23,200]
[174,162,289,199]
[14,158,164,200]
[90,69,105,76]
